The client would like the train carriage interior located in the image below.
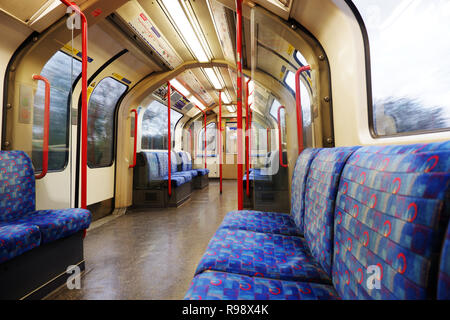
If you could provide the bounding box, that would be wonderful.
[0,0,450,303]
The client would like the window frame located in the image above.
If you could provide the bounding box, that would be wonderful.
[87,76,128,169]
[346,0,450,138]
[198,121,218,154]
[32,50,83,173]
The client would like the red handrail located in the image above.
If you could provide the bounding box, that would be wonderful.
[277,105,288,168]
[60,0,88,209]
[266,127,270,152]
[245,79,250,197]
[295,66,311,155]
[167,82,172,196]
[249,108,252,170]
[129,109,138,168]
[32,74,50,180]
[219,91,223,194]
[236,0,244,210]
[169,84,207,169]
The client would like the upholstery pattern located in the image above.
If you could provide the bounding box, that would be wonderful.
[185,271,339,300]
[162,175,188,187]
[196,168,210,176]
[220,210,302,236]
[143,152,160,181]
[0,151,36,222]
[332,141,450,300]
[0,222,41,263]
[290,148,320,231]
[179,151,192,171]
[15,209,92,244]
[438,222,450,300]
[154,151,170,177]
[304,147,359,276]
[194,228,330,283]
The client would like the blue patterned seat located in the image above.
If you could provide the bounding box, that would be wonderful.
[155,151,191,186]
[303,147,360,276]
[196,168,210,176]
[194,228,330,283]
[438,222,450,300]
[332,141,450,299]
[14,209,91,244]
[221,149,321,236]
[0,222,41,263]
[0,150,92,262]
[220,210,300,236]
[185,271,339,300]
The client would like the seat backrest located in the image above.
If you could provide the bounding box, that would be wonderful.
[437,222,450,300]
[179,151,192,171]
[0,151,36,222]
[290,148,320,231]
[170,150,179,173]
[154,151,169,177]
[303,147,360,276]
[332,141,450,299]
[134,152,161,188]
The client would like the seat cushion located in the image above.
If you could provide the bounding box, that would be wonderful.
[438,222,450,300]
[162,175,187,187]
[14,209,91,244]
[0,222,41,263]
[220,210,302,236]
[184,271,339,300]
[332,141,450,300]
[196,168,210,176]
[303,147,359,277]
[172,172,192,182]
[194,229,330,283]
[188,170,198,177]
[0,150,36,222]
[290,148,320,232]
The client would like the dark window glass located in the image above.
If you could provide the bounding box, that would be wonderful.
[141,100,182,150]
[87,77,127,167]
[353,0,450,135]
[32,51,81,171]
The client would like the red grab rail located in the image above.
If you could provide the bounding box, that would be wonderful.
[245,79,251,197]
[295,65,311,155]
[219,91,223,194]
[32,75,50,180]
[129,109,138,168]
[167,82,172,196]
[60,0,88,209]
[277,105,288,168]
[236,0,244,210]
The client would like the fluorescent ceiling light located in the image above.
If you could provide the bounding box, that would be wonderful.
[226,105,236,113]
[190,96,206,110]
[222,93,231,104]
[203,68,222,90]
[160,0,209,63]
[170,79,190,97]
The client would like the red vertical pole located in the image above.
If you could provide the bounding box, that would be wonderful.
[295,66,311,155]
[129,109,138,168]
[204,112,207,169]
[32,75,50,180]
[266,127,270,152]
[236,0,244,210]
[219,91,223,194]
[245,79,250,197]
[189,128,192,155]
[249,108,252,169]
[167,82,172,196]
[277,105,288,168]
[60,0,88,209]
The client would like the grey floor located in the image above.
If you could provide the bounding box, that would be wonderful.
[46,180,237,300]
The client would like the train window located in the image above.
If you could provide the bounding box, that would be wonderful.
[294,50,308,67]
[283,71,312,127]
[87,77,127,168]
[32,51,82,171]
[198,122,217,153]
[141,100,182,150]
[353,0,450,136]
[225,122,237,154]
[269,98,281,120]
